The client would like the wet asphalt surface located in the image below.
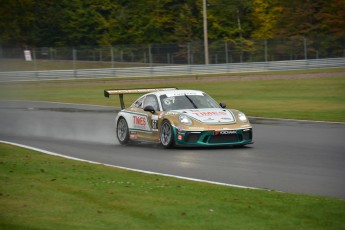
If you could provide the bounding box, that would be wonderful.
[0,100,344,199]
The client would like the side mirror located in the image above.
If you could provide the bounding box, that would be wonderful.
[219,102,226,108]
[144,105,155,114]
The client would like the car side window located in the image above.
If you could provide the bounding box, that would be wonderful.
[143,95,159,111]
[133,96,144,108]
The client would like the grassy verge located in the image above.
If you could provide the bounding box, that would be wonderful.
[1,143,344,229]
[1,72,345,122]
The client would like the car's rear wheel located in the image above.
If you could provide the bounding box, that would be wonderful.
[117,117,129,145]
[160,120,175,148]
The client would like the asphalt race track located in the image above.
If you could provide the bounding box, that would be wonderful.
[1,100,344,199]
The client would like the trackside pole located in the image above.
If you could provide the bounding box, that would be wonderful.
[119,94,125,109]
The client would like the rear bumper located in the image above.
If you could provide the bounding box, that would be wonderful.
[173,127,253,146]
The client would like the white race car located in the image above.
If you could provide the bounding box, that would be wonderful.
[105,87,253,148]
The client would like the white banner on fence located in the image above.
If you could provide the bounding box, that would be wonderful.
[24,50,32,61]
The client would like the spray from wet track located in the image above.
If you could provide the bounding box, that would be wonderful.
[0,100,118,144]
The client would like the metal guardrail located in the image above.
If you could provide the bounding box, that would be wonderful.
[0,58,344,82]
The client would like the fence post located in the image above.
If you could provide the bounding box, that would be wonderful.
[110,47,114,68]
[225,41,229,63]
[304,37,307,60]
[73,48,77,78]
[148,44,152,66]
[49,47,53,60]
[33,48,38,77]
[265,39,268,62]
[187,43,191,65]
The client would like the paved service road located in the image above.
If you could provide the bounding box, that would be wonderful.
[0,100,344,199]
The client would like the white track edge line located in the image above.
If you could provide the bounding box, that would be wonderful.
[0,140,260,190]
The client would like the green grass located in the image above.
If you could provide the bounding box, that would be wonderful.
[1,73,345,122]
[198,77,345,121]
[1,143,344,229]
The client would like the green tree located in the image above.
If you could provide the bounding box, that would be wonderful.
[172,0,203,43]
[109,0,177,44]
[250,0,278,39]
[272,0,321,37]
[32,0,64,46]
[207,0,253,40]
[0,0,35,47]
[316,0,345,37]
[57,0,111,47]
[1,0,343,49]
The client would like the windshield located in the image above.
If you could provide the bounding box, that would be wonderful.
[160,92,221,111]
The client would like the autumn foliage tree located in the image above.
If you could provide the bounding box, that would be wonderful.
[0,0,343,50]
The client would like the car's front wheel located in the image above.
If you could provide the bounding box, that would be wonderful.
[117,117,129,145]
[160,120,175,148]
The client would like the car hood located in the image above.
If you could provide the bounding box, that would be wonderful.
[173,108,236,124]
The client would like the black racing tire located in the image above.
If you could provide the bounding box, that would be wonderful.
[160,120,175,148]
[117,117,130,145]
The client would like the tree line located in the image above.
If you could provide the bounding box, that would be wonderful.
[0,0,344,48]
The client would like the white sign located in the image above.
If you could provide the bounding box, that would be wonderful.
[24,50,32,61]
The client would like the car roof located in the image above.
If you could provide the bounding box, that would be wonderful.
[148,89,205,97]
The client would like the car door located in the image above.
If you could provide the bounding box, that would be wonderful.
[136,94,161,142]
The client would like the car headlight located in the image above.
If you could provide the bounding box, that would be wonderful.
[238,112,248,122]
[178,114,192,125]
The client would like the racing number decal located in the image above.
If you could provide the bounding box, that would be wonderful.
[152,120,158,130]
[151,115,158,131]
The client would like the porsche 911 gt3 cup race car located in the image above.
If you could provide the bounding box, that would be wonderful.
[104,88,253,148]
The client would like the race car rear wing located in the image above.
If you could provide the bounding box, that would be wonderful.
[104,87,177,109]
